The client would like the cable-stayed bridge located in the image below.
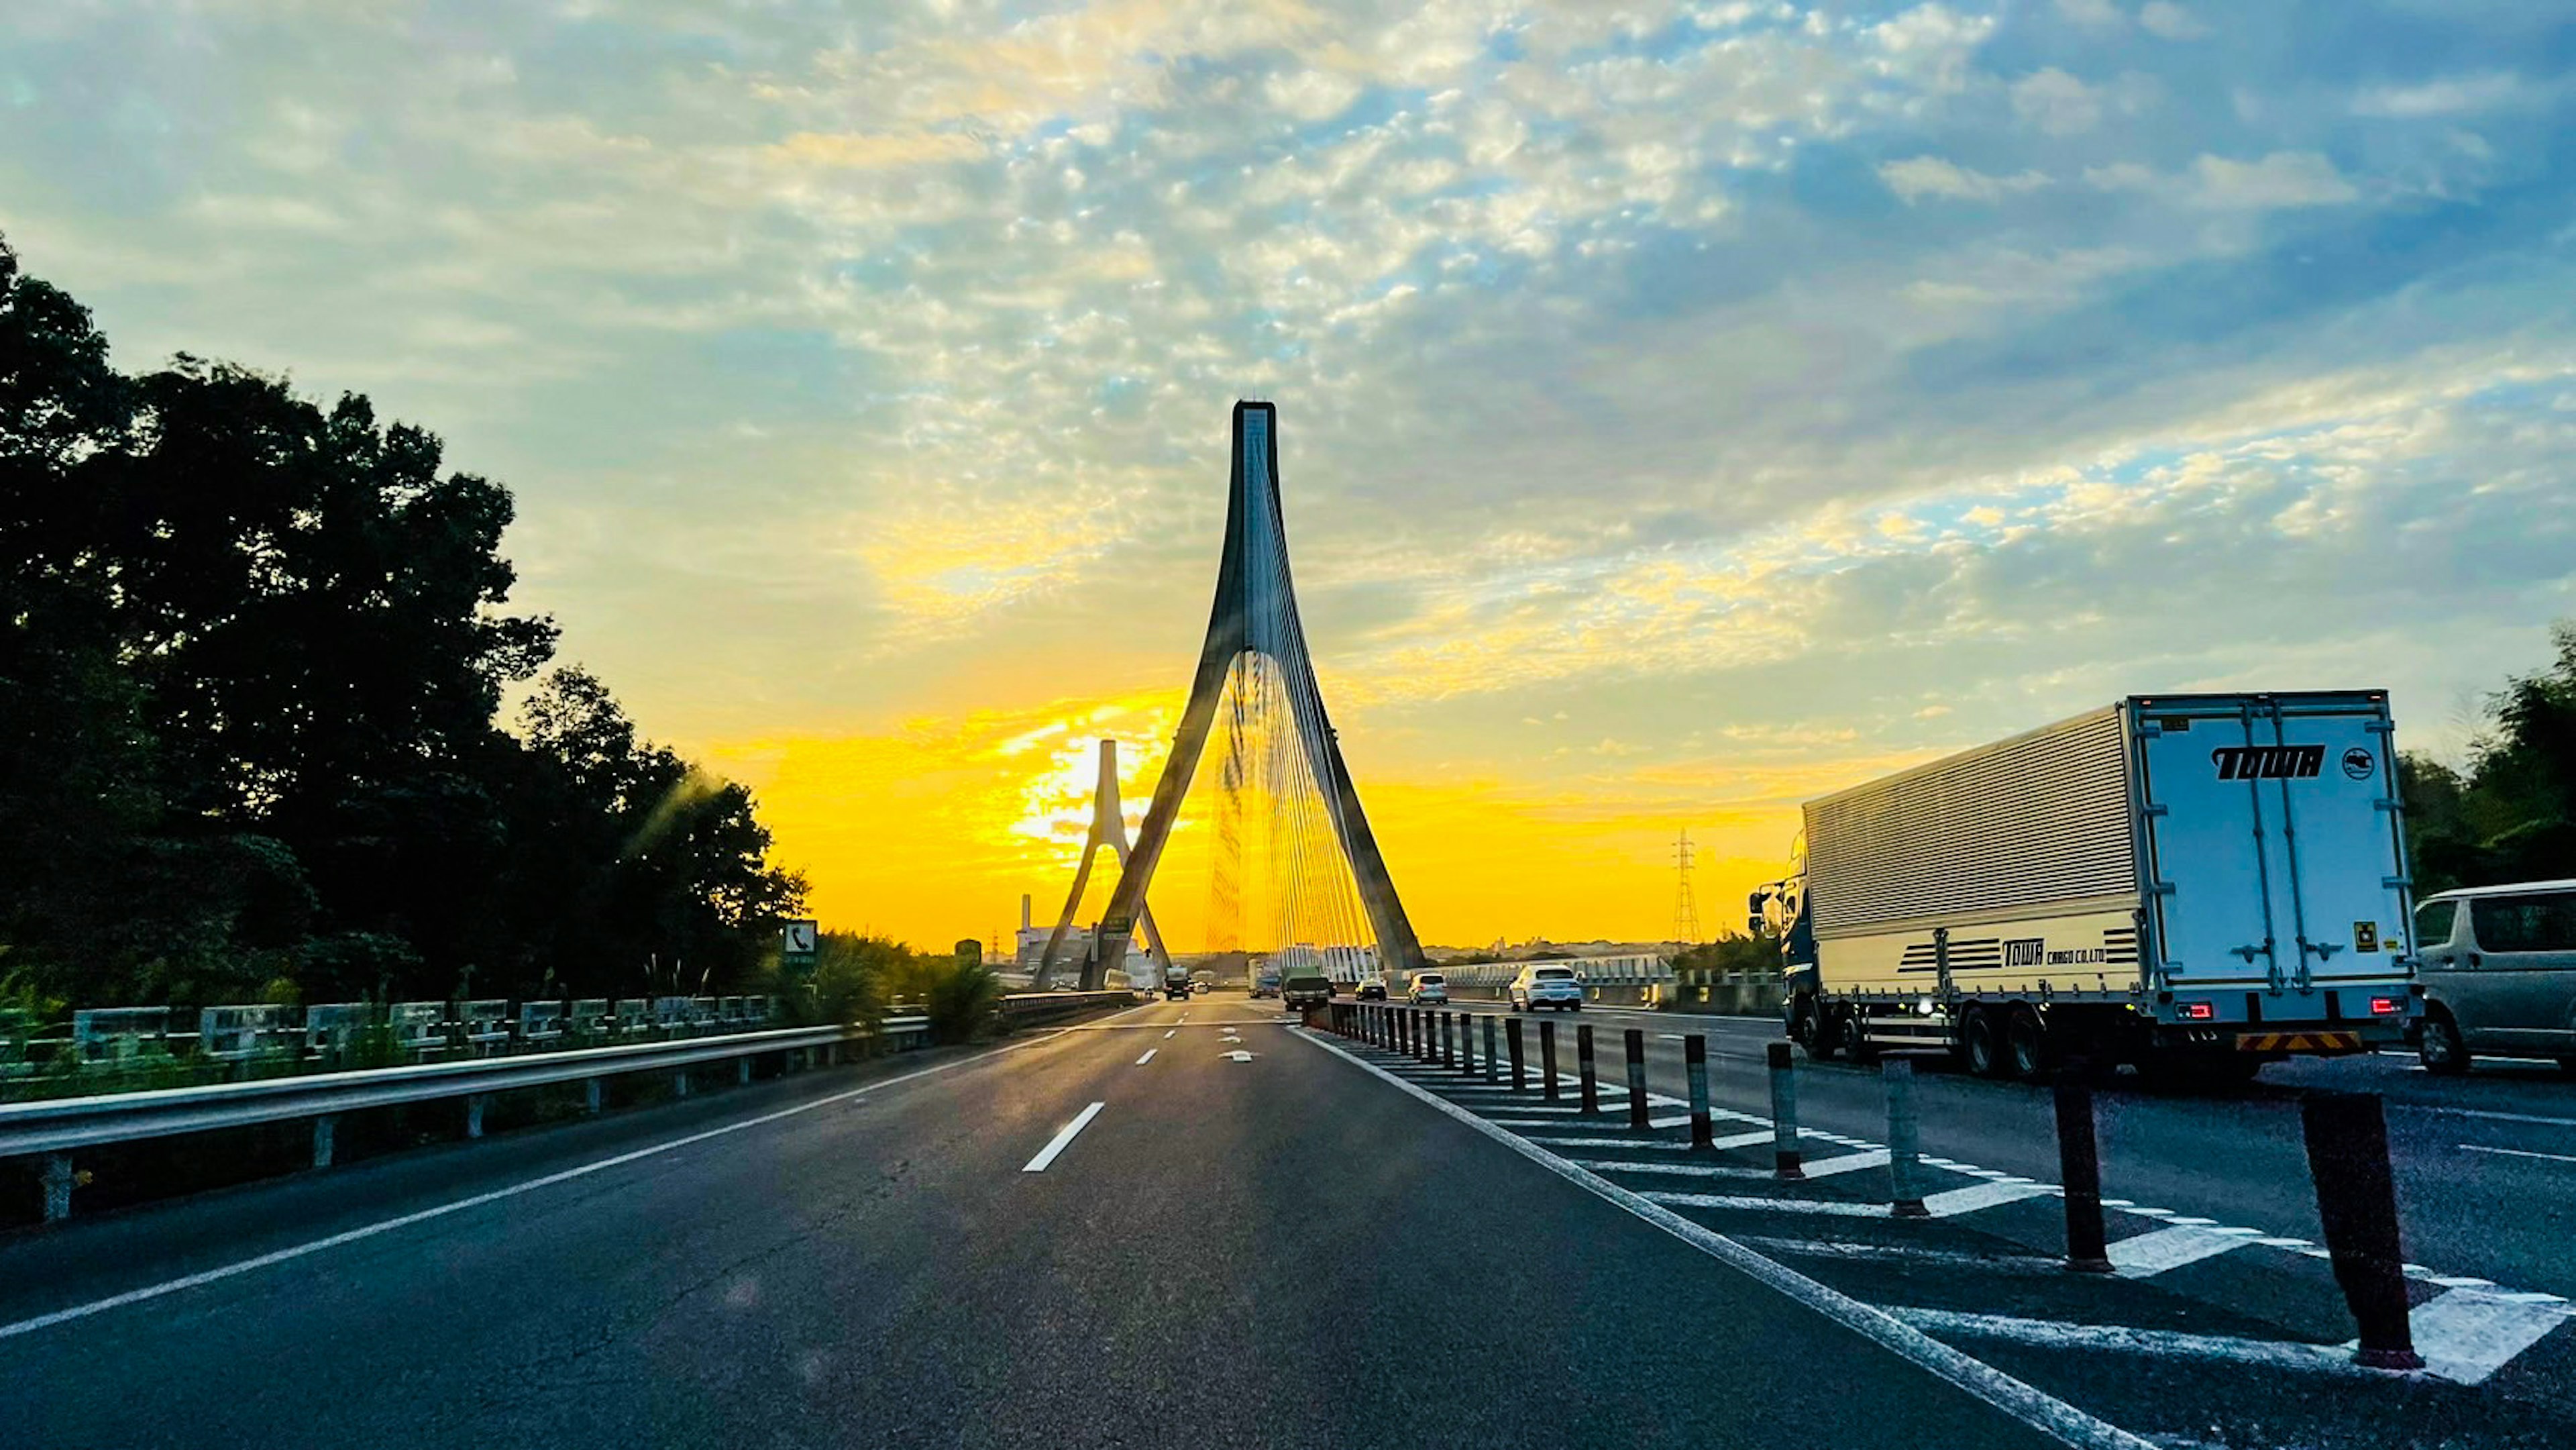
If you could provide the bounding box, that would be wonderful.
[1039,401,1423,992]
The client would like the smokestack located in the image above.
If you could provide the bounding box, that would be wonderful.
[1021,894,1031,931]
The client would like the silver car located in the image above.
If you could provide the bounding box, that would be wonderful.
[2413,880,2576,1074]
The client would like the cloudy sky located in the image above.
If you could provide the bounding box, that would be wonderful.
[8,0,2574,951]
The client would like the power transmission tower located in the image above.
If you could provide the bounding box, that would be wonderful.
[1673,828,1701,945]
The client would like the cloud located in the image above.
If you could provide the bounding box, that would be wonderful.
[2086,150,2358,209]
[2137,2,2210,40]
[2012,67,2102,136]
[762,131,987,169]
[2053,0,2126,28]
[2352,72,2535,119]
[1879,156,2050,203]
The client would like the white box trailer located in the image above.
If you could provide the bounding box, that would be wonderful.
[1760,691,2422,1080]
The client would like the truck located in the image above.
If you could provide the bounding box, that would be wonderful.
[1163,965,1193,1001]
[1751,692,2423,1082]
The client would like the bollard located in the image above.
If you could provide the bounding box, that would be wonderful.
[466,1093,490,1139]
[313,1113,339,1170]
[1767,1042,1803,1180]
[1885,1058,1927,1217]
[1483,1016,1499,1082]
[1626,1029,1650,1131]
[1461,1012,1478,1074]
[1577,1025,1600,1115]
[585,1077,604,1116]
[1540,1019,1561,1102]
[41,1153,76,1225]
[1685,1035,1715,1150]
[2053,1069,2112,1272]
[1508,1017,1527,1092]
[1442,1012,1456,1068]
[2302,1091,2423,1370]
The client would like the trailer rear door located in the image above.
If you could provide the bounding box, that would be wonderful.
[2135,694,2410,992]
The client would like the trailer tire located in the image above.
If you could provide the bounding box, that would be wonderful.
[2005,1008,2050,1080]
[1962,1008,2011,1080]
[1799,1006,1840,1062]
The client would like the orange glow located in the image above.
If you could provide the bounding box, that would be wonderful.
[693,694,1902,952]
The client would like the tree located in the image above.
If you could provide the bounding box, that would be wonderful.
[0,233,808,1006]
[2403,622,2576,894]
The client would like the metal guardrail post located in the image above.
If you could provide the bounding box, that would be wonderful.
[1508,1018,1526,1092]
[1886,1058,1927,1217]
[1685,1035,1713,1150]
[1576,1025,1599,1115]
[585,1078,604,1115]
[1458,1012,1476,1074]
[2302,1091,2423,1370]
[466,1093,490,1139]
[2053,1068,2112,1272]
[739,1057,753,1085]
[1625,1029,1649,1131]
[1441,1012,1456,1066]
[312,1113,338,1170]
[1483,1017,1498,1082]
[1540,1020,1560,1102]
[1767,1042,1803,1180]
[674,1070,691,1099]
[42,1151,76,1224]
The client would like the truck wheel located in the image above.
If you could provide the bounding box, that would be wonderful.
[2417,1011,2471,1076]
[1839,1013,1878,1064]
[2006,1008,2050,1080]
[1962,1008,2011,1080]
[1796,1006,1839,1062]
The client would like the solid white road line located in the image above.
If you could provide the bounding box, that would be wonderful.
[2458,1143,2576,1166]
[1135,1049,1157,1066]
[1294,1029,2157,1450]
[2411,1290,2576,1385]
[0,1033,1070,1342]
[1517,1136,1700,1151]
[1021,1101,1106,1173]
[1892,1309,2371,1378]
[1740,1237,2067,1273]
[1640,1191,1911,1219]
[2410,1106,2576,1129]
[2104,1225,2254,1279]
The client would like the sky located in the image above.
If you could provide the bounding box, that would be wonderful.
[7,0,2575,953]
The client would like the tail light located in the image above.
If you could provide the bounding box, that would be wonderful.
[2181,1001,2216,1021]
[2370,996,2401,1015]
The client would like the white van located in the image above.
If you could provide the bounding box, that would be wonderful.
[1407,972,1448,1005]
[2412,880,2576,1074]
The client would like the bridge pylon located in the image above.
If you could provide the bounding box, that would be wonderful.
[1033,739,1175,990]
[1085,402,1424,992]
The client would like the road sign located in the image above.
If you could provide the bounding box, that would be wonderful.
[1100,914,1134,939]
[782,919,819,965]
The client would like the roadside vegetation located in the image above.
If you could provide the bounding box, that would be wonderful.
[2401,622,2576,896]
[0,234,806,1010]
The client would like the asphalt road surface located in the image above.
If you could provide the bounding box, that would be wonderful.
[7,996,2085,1450]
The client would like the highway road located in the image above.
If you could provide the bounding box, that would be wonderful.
[7,996,2076,1449]
[9,992,2575,1447]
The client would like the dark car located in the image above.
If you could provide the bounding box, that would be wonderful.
[1281,974,1334,1011]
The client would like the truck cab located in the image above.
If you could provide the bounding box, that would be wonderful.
[1163,966,1192,1001]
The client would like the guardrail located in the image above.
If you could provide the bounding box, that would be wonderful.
[996,990,1140,1023]
[5,1016,924,1226]
[3,994,788,1099]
